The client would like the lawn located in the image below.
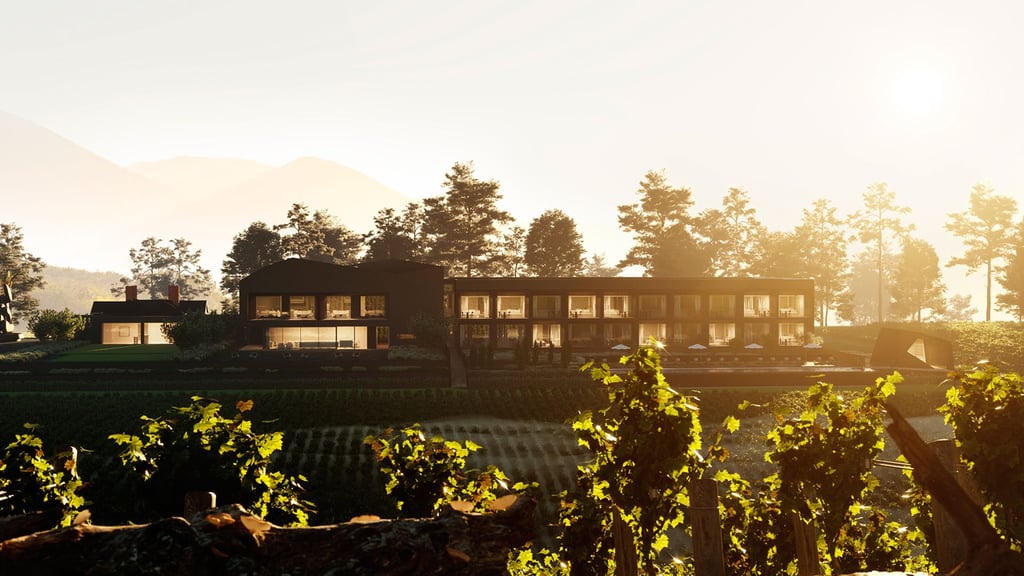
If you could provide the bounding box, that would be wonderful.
[46,344,180,363]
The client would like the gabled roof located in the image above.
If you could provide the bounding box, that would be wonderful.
[90,299,207,317]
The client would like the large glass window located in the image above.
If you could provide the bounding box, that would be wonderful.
[533,295,561,319]
[670,322,702,346]
[709,295,735,318]
[496,295,526,319]
[638,295,667,319]
[288,295,316,319]
[604,323,634,347]
[460,324,490,347]
[568,295,596,318]
[779,322,805,346]
[708,322,736,347]
[532,323,561,347]
[779,294,806,318]
[254,295,282,319]
[375,326,390,349]
[674,295,701,319]
[497,324,526,348]
[267,326,368,349]
[569,323,599,347]
[326,295,352,318]
[603,295,631,318]
[360,295,387,318]
[744,294,771,318]
[743,322,771,346]
[639,322,667,344]
[460,295,489,318]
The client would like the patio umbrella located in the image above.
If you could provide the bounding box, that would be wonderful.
[687,343,708,350]
[744,343,764,349]
[803,343,823,349]
[611,344,630,350]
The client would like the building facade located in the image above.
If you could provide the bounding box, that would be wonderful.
[90,285,207,344]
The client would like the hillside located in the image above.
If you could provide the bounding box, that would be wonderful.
[33,267,122,315]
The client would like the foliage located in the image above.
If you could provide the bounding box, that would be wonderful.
[849,182,914,323]
[220,221,284,297]
[407,311,453,349]
[698,187,766,277]
[617,170,706,276]
[0,424,83,526]
[946,183,1018,321]
[940,365,1024,544]
[364,423,524,518]
[27,308,86,341]
[890,237,946,321]
[997,219,1024,320]
[362,203,424,262]
[525,210,585,277]
[792,198,853,328]
[276,203,362,264]
[115,236,213,300]
[421,161,513,277]
[568,346,707,574]
[492,225,528,277]
[581,253,622,277]
[109,397,312,526]
[160,310,238,350]
[0,222,46,324]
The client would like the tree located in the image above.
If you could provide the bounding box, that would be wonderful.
[697,188,766,276]
[746,230,804,278]
[0,223,45,325]
[277,203,362,264]
[997,219,1024,320]
[936,293,979,322]
[363,203,424,262]
[421,162,512,277]
[890,237,946,321]
[581,253,621,277]
[220,222,285,299]
[618,170,707,276]
[849,183,914,323]
[791,199,852,328]
[27,308,86,341]
[116,237,213,300]
[524,210,585,277]
[491,225,527,277]
[947,183,1019,321]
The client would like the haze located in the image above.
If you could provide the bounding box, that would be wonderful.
[3,1,1024,318]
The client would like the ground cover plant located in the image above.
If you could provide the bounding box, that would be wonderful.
[44,343,180,363]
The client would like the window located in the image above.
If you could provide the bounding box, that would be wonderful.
[671,322,702,346]
[638,295,666,319]
[674,295,701,319]
[708,322,735,347]
[375,326,390,349]
[709,295,735,318]
[569,323,599,346]
[603,323,634,346]
[638,323,666,345]
[743,322,771,346]
[461,295,490,318]
[533,295,561,319]
[288,295,316,320]
[460,324,489,347]
[533,323,561,347]
[361,295,387,318]
[326,295,352,319]
[496,295,525,318]
[743,294,770,318]
[497,324,525,348]
[603,295,631,318]
[568,295,596,318]
[267,326,368,349]
[254,295,282,319]
[779,322,805,346]
[779,294,805,318]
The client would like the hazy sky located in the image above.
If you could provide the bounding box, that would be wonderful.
[3,1,1024,315]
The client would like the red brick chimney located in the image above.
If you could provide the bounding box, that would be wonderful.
[168,285,180,305]
[125,285,138,301]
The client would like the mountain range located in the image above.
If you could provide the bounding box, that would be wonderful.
[0,111,414,289]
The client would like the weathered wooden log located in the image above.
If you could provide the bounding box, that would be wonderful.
[885,401,1024,576]
[0,495,536,576]
[0,509,64,542]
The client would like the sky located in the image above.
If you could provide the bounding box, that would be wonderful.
[3,1,1024,318]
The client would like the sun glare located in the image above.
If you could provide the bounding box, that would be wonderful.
[892,69,942,117]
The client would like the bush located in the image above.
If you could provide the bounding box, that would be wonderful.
[161,310,238,350]
[27,308,87,341]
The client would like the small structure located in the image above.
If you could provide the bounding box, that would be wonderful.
[90,285,206,344]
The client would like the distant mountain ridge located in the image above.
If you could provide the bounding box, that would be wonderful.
[0,111,415,306]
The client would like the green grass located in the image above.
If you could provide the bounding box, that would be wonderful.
[46,344,180,363]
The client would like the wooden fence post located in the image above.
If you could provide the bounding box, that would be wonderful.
[930,439,982,574]
[689,479,725,576]
[791,512,822,576]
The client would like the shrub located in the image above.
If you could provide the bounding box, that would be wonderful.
[0,424,84,526]
[27,308,86,341]
[161,310,238,350]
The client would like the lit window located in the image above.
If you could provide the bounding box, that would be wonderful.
[326,295,352,318]
[779,295,805,318]
[254,296,282,319]
[460,295,490,318]
[743,294,770,318]
[603,295,631,318]
[361,295,386,318]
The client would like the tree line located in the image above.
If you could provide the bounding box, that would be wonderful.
[3,163,1024,325]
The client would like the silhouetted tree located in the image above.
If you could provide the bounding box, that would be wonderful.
[997,219,1024,321]
[277,203,362,264]
[618,170,706,276]
[935,293,978,322]
[698,188,766,276]
[582,253,621,277]
[793,198,853,328]
[946,183,1018,321]
[363,203,424,262]
[421,162,512,277]
[116,237,212,299]
[849,183,913,323]
[890,237,945,322]
[0,223,45,324]
[490,225,527,277]
[221,222,284,298]
[524,209,585,277]
[746,230,804,278]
